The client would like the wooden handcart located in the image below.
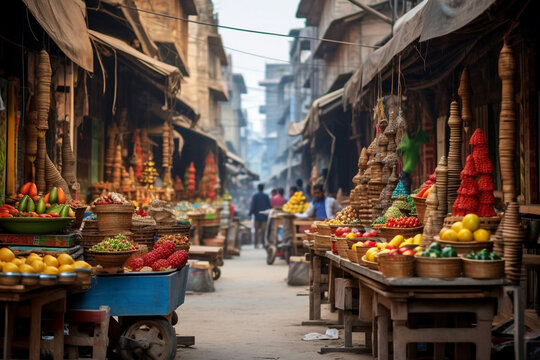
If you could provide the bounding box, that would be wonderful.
[188,245,223,280]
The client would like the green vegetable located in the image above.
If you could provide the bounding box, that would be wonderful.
[489,252,501,260]
[59,205,70,217]
[442,246,457,258]
[91,234,136,252]
[36,198,46,214]
[429,250,441,258]
[429,242,442,252]
[18,195,29,212]
[466,252,476,259]
[475,249,489,260]
[26,198,35,212]
[422,250,431,257]
[50,187,58,204]
[46,204,62,214]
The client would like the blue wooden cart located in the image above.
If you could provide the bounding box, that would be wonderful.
[69,267,189,359]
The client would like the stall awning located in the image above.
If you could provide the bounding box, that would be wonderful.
[22,0,93,71]
[288,88,344,137]
[343,0,498,105]
[89,30,182,95]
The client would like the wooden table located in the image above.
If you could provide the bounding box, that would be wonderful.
[189,245,224,280]
[0,286,66,360]
[303,245,332,325]
[326,252,507,360]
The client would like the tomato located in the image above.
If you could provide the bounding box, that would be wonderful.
[354,232,363,238]
[385,244,396,250]
[364,240,377,247]
[401,249,415,256]
[398,246,410,254]
[388,249,399,256]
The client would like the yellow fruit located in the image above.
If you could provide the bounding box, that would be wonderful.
[439,227,450,238]
[366,247,380,262]
[57,253,74,266]
[346,233,356,239]
[451,221,464,233]
[473,228,491,242]
[413,246,423,253]
[457,228,474,242]
[73,260,92,269]
[58,264,75,273]
[19,264,35,273]
[2,262,19,272]
[413,234,423,245]
[0,248,15,262]
[43,266,59,275]
[441,229,459,242]
[462,214,480,232]
[30,260,45,273]
[11,258,23,266]
[43,255,59,267]
[26,253,41,263]
[390,235,404,247]
[377,242,387,249]
[375,249,390,262]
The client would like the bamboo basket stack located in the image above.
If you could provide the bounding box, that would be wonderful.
[502,202,524,283]
[62,121,77,188]
[446,101,462,213]
[435,156,448,218]
[498,43,516,204]
[36,50,51,132]
[112,145,122,188]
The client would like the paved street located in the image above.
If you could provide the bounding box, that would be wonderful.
[175,247,371,359]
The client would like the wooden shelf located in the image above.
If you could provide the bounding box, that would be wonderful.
[520,204,540,216]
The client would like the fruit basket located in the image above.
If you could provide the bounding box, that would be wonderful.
[443,216,501,232]
[314,234,332,250]
[461,256,504,279]
[415,256,462,278]
[377,226,424,242]
[94,204,134,234]
[378,253,415,278]
[411,196,427,223]
[336,238,349,259]
[88,250,138,269]
[304,230,316,241]
[346,249,359,263]
[433,235,493,255]
[360,255,379,271]
[316,223,331,236]
[0,217,74,234]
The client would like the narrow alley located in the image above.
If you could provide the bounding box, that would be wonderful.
[175,247,371,360]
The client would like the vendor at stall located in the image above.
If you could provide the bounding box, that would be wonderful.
[297,184,341,220]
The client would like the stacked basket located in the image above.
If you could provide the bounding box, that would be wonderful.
[502,202,524,283]
[131,216,157,249]
[446,101,462,213]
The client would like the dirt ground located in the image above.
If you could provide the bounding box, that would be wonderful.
[174,246,372,360]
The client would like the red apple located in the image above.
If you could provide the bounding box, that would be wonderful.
[385,244,396,250]
[354,232,363,238]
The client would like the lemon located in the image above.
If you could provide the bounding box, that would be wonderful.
[473,228,491,242]
[43,255,58,267]
[451,221,464,233]
[0,248,15,262]
[441,229,458,242]
[366,247,379,262]
[58,264,75,273]
[439,227,450,238]
[73,260,92,269]
[457,228,474,242]
[2,262,19,272]
[30,260,45,273]
[413,234,423,245]
[389,235,404,247]
[11,258,23,266]
[26,253,41,263]
[57,254,74,266]
[462,214,480,232]
[19,264,35,273]
[43,266,59,275]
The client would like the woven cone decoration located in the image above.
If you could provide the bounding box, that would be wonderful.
[458,68,472,134]
[36,136,47,193]
[502,202,523,283]
[25,98,38,162]
[37,50,52,131]
[45,154,72,201]
[61,123,76,187]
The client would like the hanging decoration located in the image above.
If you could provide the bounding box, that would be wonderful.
[105,123,119,181]
[24,98,38,163]
[187,162,196,199]
[61,120,77,189]
[458,68,472,134]
[141,153,159,188]
[36,50,52,132]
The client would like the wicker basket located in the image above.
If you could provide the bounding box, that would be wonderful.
[378,226,424,242]
[378,253,415,278]
[443,216,501,232]
[336,238,349,259]
[361,255,379,270]
[200,216,221,227]
[412,196,427,224]
[433,236,493,255]
[131,224,156,249]
[304,230,316,241]
[316,223,331,236]
[94,204,134,234]
[461,257,504,279]
[415,256,462,278]
[347,249,359,263]
[355,246,375,260]
[314,234,332,250]
[89,250,137,269]
[71,207,87,229]
[155,224,190,237]
[82,219,98,232]
[330,223,365,233]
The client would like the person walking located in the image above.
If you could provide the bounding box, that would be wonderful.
[249,184,271,248]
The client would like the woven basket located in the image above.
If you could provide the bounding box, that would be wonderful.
[378,226,424,242]
[336,238,349,259]
[316,223,332,236]
[89,250,137,269]
[94,204,134,234]
[433,236,493,255]
[443,216,501,232]
[200,216,221,227]
[355,246,375,260]
[155,224,190,237]
[176,243,190,252]
[314,234,332,250]
[131,225,156,249]
[347,249,359,263]
[378,253,415,278]
[415,256,462,278]
[72,207,87,229]
[461,257,504,279]
[361,255,379,270]
[304,230,315,241]
[412,196,427,224]
[82,219,98,232]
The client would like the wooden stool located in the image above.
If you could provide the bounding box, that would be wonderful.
[65,305,110,359]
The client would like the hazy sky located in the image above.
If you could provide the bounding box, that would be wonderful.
[213,0,305,134]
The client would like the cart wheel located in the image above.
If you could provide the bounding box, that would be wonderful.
[212,266,221,280]
[171,311,178,326]
[266,245,276,265]
[119,318,176,360]
[216,257,224,267]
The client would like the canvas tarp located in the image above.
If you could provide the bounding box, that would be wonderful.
[343,0,498,106]
[22,0,93,71]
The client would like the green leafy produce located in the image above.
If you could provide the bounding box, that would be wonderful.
[372,216,387,226]
[91,234,138,252]
[406,195,416,214]
[465,250,501,261]
[441,246,457,258]
[384,206,405,219]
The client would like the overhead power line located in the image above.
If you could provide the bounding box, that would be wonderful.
[116,3,380,49]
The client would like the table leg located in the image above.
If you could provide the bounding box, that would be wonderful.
[313,255,321,320]
[53,298,65,360]
[3,303,13,360]
[392,320,408,360]
[30,299,41,360]
[308,251,314,320]
[328,261,335,312]
[376,303,389,360]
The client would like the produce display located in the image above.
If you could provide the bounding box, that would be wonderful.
[134,207,149,217]
[125,240,189,272]
[384,216,421,228]
[91,234,139,252]
[351,234,422,260]
[93,192,131,205]
[413,172,436,198]
[155,234,189,246]
[420,243,457,258]
[465,249,501,261]
[0,248,91,276]
[283,191,308,213]
[3,183,74,218]
[439,213,490,242]
[333,206,362,224]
